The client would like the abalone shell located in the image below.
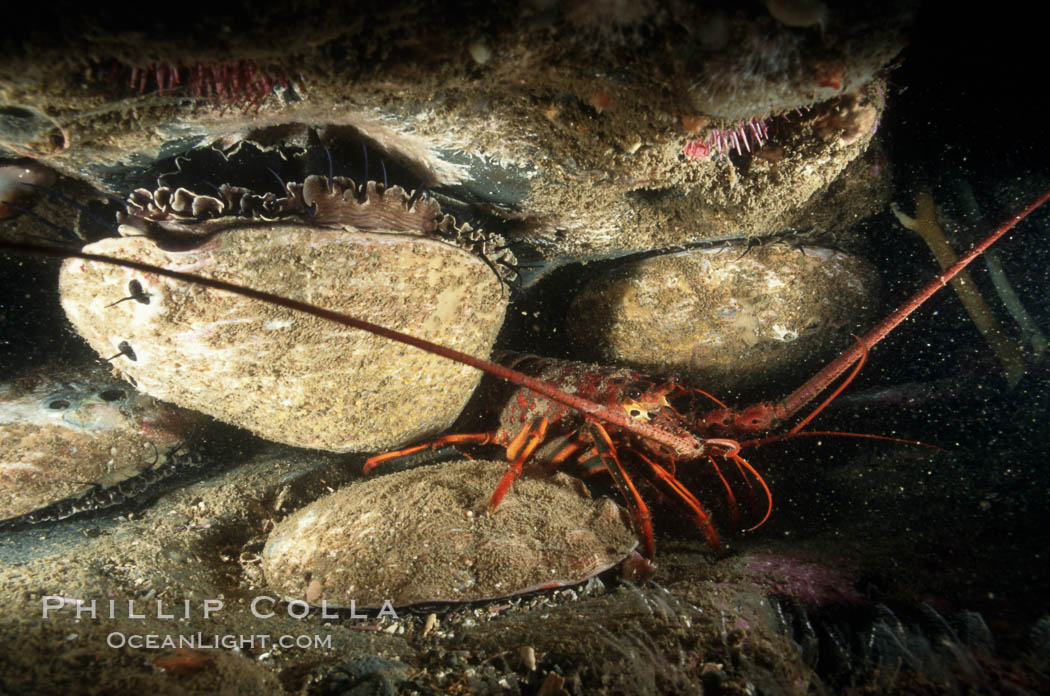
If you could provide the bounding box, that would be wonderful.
[59,223,507,452]
[261,460,637,607]
[568,245,880,393]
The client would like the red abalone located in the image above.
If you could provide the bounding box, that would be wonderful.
[567,245,880,393]
[261,459,637,607]
[59,176,511,452]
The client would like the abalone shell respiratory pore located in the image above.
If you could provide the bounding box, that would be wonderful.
[59,178,509,451]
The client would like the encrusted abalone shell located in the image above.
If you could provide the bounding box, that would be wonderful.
[261,459,637,607]
[59,185,508,451]
[0,363,202,523]
[568,245,880,393]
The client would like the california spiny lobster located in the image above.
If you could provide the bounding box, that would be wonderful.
[2,186,1048,558]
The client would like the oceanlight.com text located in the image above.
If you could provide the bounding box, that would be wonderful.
[106,632,332,650]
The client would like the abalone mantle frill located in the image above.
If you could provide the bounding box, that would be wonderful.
[0,362,203,524]
[262,460,637,607]
[119,175,517,282]
[59,176,510,452]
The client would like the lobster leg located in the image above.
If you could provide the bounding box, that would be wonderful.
[363,432,495,473]
[708,440,772,531]
[585,422,656,559]
[705,455,741,527]
[636,452,721,550]
[546,437,588,470]
[487,417,549,515]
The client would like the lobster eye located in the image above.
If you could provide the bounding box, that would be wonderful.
[627,407,651,421]
[627,388,641,399]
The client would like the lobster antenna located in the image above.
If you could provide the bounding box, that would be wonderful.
[775,185,1050,423]
[18,183,115,232]
[265,167,287,194]
[0,238,706,458]
[360,141,369,190]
